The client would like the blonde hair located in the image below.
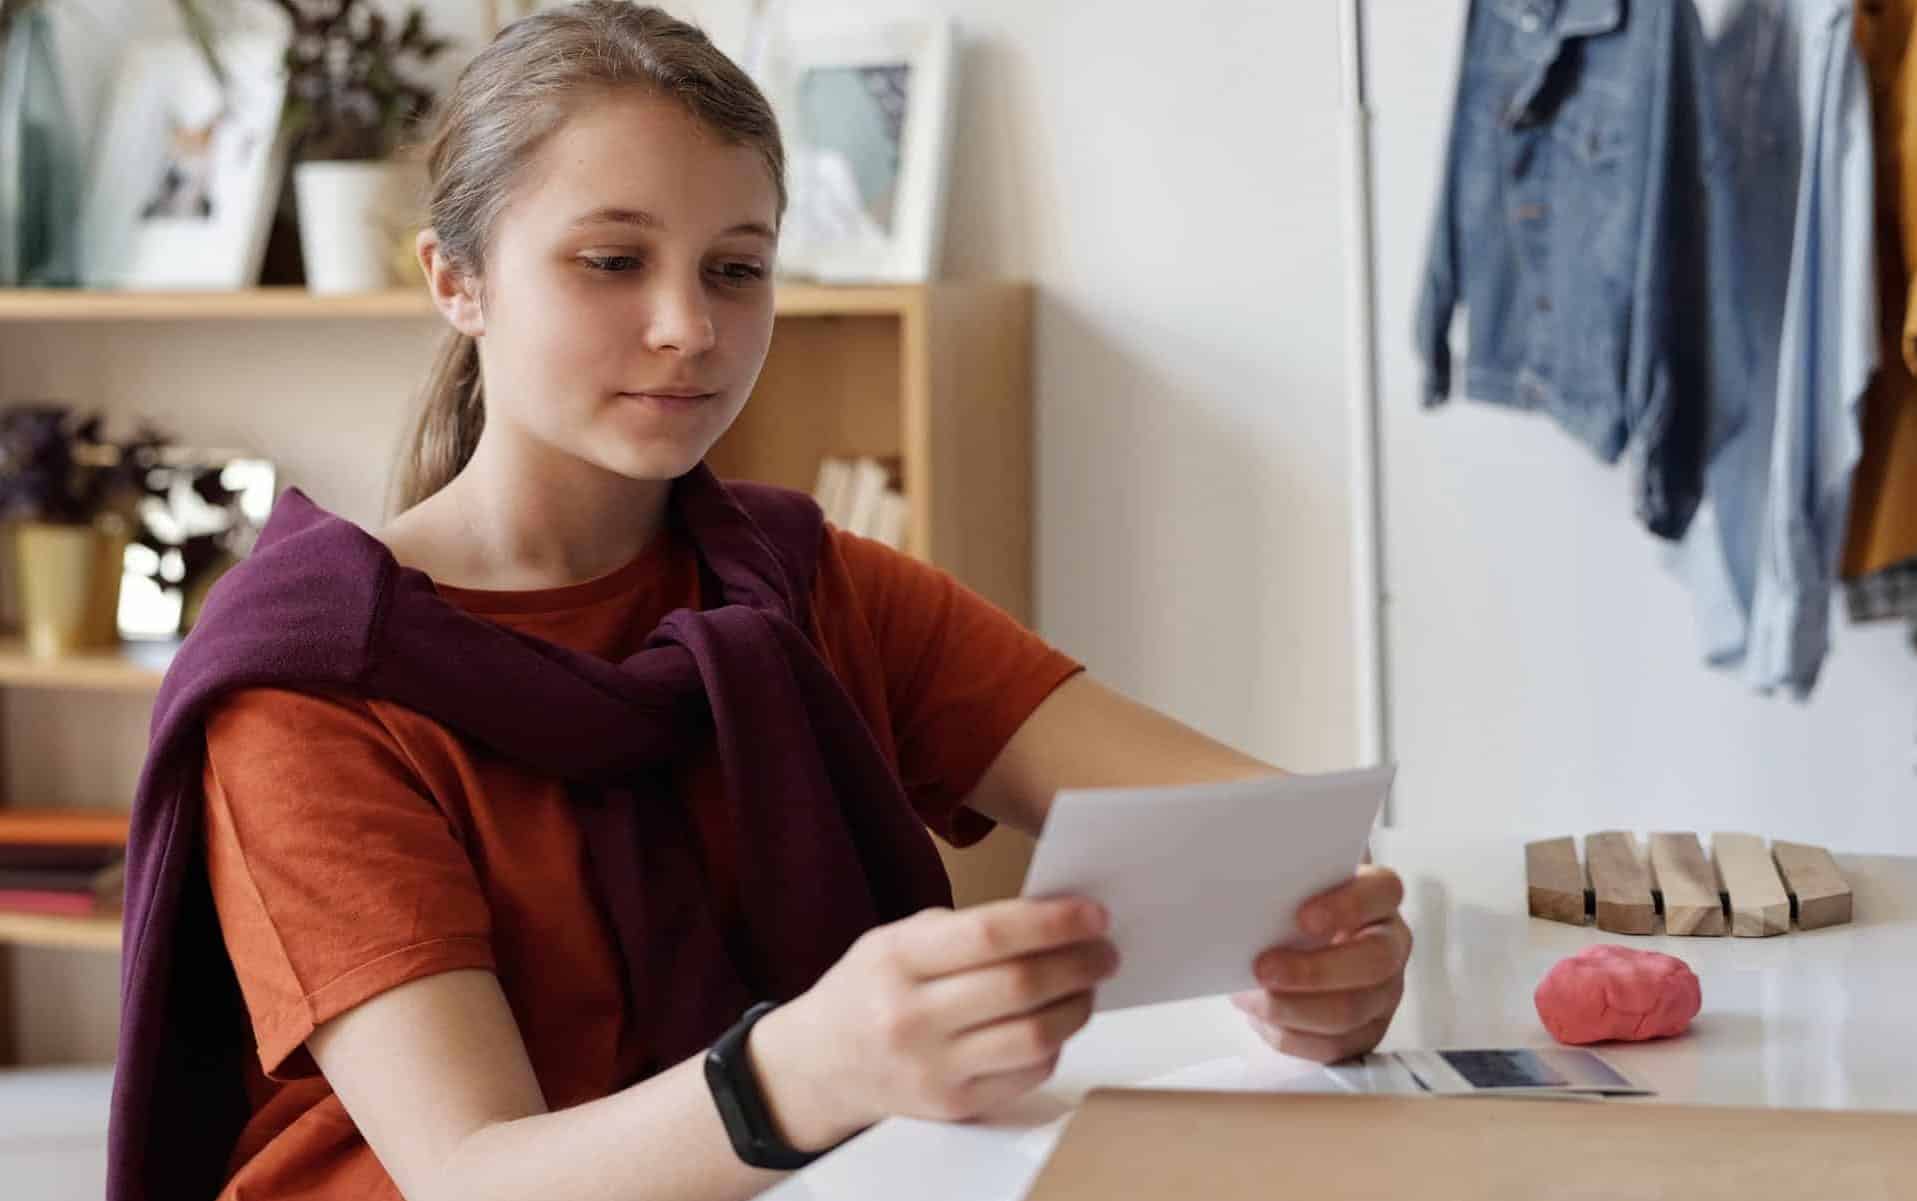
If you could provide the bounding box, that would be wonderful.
[392,1,786,513]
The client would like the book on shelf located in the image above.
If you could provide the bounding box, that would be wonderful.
[813,458,854,528]
[842,458,890,540]
[0,842,124,871]
[0,864,119,892]
[810,455,909,551]
[0,859,124,918]
[0,890,119,919]
[872,491,910,550]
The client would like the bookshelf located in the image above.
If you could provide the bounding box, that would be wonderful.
[0,656,139,1061]
[0,281,1037,1066]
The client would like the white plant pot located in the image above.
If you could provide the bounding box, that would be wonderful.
[293,159,426,294]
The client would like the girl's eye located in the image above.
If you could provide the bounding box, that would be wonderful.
[582,254,640,273]
[712,260,768,284]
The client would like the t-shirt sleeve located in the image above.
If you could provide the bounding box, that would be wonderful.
[824,528,1083,847]
[201,687,496,1079]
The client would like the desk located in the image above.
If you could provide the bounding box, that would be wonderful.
[767,830,1917,1201]
[0,1064,112,1201]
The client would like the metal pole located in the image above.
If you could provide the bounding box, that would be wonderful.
[1339,0,1394,818]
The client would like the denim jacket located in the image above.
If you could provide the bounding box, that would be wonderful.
[1416,0,1748,540]
[1672,0,1874,697]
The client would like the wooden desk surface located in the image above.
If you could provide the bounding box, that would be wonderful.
[767,829,1917,1201]
[1027,1090,1917,1200]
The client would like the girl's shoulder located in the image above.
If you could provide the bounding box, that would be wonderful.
[202,687,433,798]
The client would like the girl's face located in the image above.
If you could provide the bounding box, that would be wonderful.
[474,92,780,482]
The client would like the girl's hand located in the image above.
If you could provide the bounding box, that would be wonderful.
[1231,866,1412,1063]
[750,897,1119,1150]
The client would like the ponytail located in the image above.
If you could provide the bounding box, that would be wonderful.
[392,328,485,513]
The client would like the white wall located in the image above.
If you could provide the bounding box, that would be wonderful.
[1363,0,1917,851]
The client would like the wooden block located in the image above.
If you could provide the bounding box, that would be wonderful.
[1648,832,1727,936]
[1772,841,1853,930]
[1524,837,1588,925]
[1712,833,1791,938]
[1585,831,1655,935]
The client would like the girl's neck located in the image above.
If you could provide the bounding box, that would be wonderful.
[388,427,674,593]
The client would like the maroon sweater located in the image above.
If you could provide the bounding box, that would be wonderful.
[108,465,954,1200]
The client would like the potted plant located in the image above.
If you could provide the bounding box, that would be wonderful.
[272,0,452,294]
[0,406,167,659]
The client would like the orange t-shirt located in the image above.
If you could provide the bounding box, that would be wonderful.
[199,523,1080,1199]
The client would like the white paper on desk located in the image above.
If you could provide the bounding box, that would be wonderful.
[1019,766,1395,1012]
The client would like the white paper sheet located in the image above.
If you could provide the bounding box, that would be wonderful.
[1019,767,1395,1012]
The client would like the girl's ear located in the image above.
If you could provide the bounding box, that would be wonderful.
[419,228,485,338]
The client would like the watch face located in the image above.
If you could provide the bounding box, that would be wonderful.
[713,1077,751,1131]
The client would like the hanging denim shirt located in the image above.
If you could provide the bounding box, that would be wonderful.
[1672,0,1874,697]
[1416,0,1748,541]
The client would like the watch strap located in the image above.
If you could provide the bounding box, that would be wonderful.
[705,1001,826,1171]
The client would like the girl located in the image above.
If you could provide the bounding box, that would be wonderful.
[109,5,1411,1200]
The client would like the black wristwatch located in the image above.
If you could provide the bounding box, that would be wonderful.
[705,1001,828,1171]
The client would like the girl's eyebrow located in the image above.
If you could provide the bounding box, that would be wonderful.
[567,206,775,241]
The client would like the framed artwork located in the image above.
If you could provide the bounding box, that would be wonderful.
[78,33,288,290]
[118,452,275,641]
[767,18,956,283]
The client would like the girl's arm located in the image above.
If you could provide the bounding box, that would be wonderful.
[306,969,789,1201]
[308,896,1119,1201]
[962,672,1278,838]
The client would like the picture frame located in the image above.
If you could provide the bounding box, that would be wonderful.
[765,18,957,284]
[118,451,276,641]
[78,33,289,290]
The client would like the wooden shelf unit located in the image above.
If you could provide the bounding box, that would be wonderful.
[0,645,142,1056]
[0,279,1036,1065]
[0,638,163,1014]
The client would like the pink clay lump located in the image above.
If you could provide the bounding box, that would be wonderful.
[1534,945,1701,1045]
